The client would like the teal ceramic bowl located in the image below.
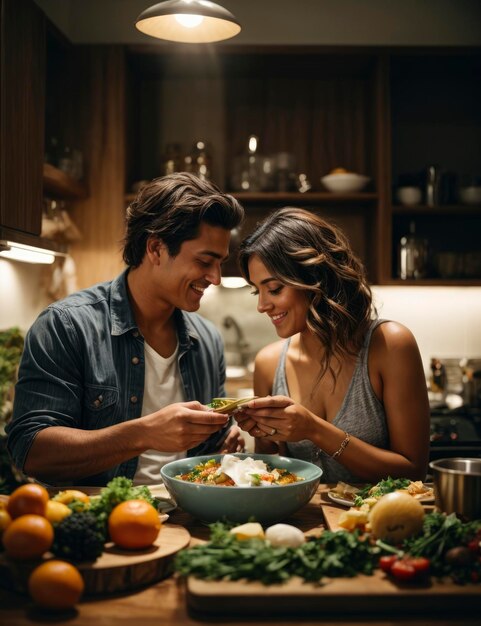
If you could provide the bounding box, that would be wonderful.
[160,453,322,525]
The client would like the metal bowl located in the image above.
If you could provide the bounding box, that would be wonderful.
[429,457,481,519]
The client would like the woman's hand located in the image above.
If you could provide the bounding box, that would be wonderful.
[235,395,316,442]
[217,424,245,453]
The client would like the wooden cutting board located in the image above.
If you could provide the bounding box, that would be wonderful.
[187,572,481,617]
[185,503,481,617]
[0,523,190,596]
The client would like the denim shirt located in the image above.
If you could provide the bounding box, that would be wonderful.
[6,270,229,486]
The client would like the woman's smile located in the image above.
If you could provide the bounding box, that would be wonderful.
[270,312,287,325]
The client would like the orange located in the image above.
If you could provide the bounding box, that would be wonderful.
[0,509,12,535]
[2,514,54,560]
[108,499,161,549]
[7,483,49,519]
[28,559,84,610]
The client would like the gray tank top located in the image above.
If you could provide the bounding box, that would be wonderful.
[272,319,389,483]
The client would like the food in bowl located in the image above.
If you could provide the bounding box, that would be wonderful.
[161,453,322,524]
[176,454,302,487]
[321,172,370,193]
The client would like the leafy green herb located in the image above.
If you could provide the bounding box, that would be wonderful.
[402,511,481,583]
[175,522,378,585]
[0,327,25,493]
[353,477,411,506]
[250,473,261,486]
[88,476,155,535]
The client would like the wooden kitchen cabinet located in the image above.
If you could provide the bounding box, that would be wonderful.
[386,51,481,285]
[0,0,76,254]
[122,45,481,286]
[0,0,45,243]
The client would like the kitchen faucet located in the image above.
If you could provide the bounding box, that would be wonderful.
[222,316,251,368]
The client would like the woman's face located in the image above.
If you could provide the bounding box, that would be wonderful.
[247,254,310,338]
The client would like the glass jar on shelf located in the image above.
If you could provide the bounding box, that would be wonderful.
[191,140,212,181]
[161,143,183,176]
[398,221,428,280]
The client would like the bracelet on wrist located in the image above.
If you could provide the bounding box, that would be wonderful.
[331,431,351,459]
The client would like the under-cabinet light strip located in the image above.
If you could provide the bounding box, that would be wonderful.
[0,240,58,265]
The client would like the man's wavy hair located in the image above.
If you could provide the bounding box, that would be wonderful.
[238,207,376,382]
[123,172,244,267]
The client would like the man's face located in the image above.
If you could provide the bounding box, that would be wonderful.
[154,222,231,312]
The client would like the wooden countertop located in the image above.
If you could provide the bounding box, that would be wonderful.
[0,486,479,626]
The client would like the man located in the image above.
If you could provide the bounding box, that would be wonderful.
[7,173,244,486]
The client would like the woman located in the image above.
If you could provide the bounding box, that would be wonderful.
[234,208,430,483]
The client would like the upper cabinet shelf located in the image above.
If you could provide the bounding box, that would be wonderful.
[232,192,377,204]
[392,204,481,215]
[43,163,88,200]
[124,191,378,205]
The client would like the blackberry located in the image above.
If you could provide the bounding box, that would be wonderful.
[52,512,105,562]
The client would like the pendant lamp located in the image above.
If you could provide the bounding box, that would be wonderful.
[135,0,241,44]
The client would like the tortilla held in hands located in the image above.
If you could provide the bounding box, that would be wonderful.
[208,397,256,414]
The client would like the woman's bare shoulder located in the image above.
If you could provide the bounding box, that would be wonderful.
[370,321,422,375]
[372,320,418,352]
[254,340,285,377]
[255,340,286,366]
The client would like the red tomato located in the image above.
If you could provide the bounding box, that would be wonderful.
[390,559,416,581]
[468,539,481,554]
[379,555,398,573]
[406,557,430,575]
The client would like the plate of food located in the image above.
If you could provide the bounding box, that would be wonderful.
[327,477,434,507]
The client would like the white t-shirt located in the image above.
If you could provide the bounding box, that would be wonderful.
[132,341,186,485]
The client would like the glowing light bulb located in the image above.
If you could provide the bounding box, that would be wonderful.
[175,14,204,28]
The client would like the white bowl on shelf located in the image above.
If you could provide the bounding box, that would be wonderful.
[396,186,422,206]
[321,172,370,193]
[459,186,481,205]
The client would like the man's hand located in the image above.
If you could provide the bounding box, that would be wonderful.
[218,425,245,453]
[142,401,229,452]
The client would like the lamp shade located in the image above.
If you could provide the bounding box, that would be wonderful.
[135,0,241,43]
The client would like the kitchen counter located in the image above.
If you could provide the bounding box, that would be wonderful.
[0,486,479,626]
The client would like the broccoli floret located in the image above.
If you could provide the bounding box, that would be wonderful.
[88,476,156,537]
[52,512,105,562]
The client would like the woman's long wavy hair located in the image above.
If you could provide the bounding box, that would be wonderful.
[238,207,376,383]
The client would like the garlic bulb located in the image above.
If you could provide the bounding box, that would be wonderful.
[265,524,305,548]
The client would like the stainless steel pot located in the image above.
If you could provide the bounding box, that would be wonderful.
[429,458,481,519]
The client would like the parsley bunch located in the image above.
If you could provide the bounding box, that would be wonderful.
[175,523,378,585]
[402,512,481,583]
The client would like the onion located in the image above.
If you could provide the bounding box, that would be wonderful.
[369,491,425,543]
